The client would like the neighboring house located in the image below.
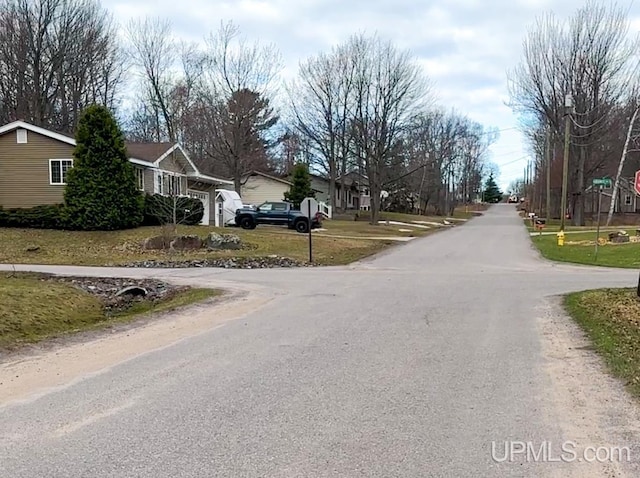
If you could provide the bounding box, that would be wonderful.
[584,177,638,215]
[309,174,330,204]
[335,171,370,211]
[240,171,293,206]
[0,120,232,225]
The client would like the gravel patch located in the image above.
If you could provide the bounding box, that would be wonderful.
[122,255,311,269]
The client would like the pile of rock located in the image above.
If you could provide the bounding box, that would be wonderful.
[143,232,244,251]
[46,276,184,313]
[125,255,309,269]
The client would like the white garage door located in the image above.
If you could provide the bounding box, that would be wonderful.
[187,190,210,225]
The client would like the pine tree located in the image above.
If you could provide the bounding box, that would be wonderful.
[64,105,144,230]
[483,174,503,204]
[284,163,315,208]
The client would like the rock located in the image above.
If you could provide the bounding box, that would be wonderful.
[115,286,147,298]
[169,235,202,250]
[25,246,40,252]
[206,232,243,250]
[143,235,172,250]
[123,255,310,269]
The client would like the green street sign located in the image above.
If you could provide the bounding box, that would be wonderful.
[593,178,612,188]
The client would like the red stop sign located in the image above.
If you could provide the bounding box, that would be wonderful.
[635,170,640,196]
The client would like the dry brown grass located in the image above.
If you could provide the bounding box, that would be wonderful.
[565,288,640,397]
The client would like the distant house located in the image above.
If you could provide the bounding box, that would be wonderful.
[584,177,638,215]
[0,120,232,225]
[305,171,370,211]
[240,171,293,206]
[336,171,370,210]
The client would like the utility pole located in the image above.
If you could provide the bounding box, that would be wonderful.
[545,126,551,223]
[560,94,573,232]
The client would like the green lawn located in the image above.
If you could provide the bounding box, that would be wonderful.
[0,272,218,349]
[0,212,462,267]
[565,288,640,398]
[531,231,640,268]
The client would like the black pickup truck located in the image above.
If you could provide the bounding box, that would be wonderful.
[235,201,322,233]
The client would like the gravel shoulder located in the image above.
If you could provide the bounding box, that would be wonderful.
[0,286,274,406]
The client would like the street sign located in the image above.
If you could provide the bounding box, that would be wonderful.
[635,170,640,196]
[592,178,612,188]
[299,197,319,218]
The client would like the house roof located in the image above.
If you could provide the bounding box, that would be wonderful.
[125,142,174,162]
[245,170,293,186]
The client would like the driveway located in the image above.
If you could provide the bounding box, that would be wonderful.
[1,204,639,477]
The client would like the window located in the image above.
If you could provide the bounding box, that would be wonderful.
[157,172,184,196]
[49,159,73,185]
[272,203,288,211]
[625,195,633,206]
[16,129,27,144]
[135,168,144,191]
[259,203,273,212]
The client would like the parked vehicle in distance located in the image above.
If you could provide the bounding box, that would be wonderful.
[234,201,323,233]
[508,195,519,203]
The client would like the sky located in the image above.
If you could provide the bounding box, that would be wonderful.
[104,0,640,191]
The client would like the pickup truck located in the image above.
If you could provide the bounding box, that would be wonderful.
[235,201,322,233]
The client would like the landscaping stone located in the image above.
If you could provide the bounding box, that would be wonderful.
[206,232,243,250]
[45,276,184,314]
[169,235,202,251]
[608,231,630,244]
[123,255,310,269]
[143,235,171,250]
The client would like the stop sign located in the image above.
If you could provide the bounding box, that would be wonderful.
[635,170,640,196]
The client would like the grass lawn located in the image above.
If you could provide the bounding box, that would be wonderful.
[531,231,640,268]
[0,211,465,267]
[565,288,640,398]
[0,272,218,349]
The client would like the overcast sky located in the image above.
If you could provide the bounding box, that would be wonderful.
[104,0,640,191]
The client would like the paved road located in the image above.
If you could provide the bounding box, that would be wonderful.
[1,204,639,477]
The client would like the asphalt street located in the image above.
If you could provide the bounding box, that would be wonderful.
[1,204,639,477]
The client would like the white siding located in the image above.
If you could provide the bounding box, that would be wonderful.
[240,176,290,206]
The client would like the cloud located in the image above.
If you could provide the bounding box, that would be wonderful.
[104,0,640,190]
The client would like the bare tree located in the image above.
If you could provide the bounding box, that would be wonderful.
[289,42,357,210]
[347,34,431,224]
[196,21,282,192]
[508,1,638,225]
[0,0,124,131]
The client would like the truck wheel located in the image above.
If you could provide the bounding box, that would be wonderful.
[240,217,256,230]
[295,219,309,233]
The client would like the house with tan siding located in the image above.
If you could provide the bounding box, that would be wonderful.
[239,171,293,206]
[0,120,232,225]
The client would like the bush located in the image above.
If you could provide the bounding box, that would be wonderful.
[143,194,205,226]
[0,204,67,229]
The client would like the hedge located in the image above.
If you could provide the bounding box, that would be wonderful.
[0,194,206,230]
[0,205,67,229]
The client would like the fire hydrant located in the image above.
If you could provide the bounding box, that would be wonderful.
[557,230,565,247]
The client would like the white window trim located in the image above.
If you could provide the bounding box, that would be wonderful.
[17,129,27,144]
[49,158,73,185]
[625,194,633,206]
[156,171,187,196]
[135,167,145,191]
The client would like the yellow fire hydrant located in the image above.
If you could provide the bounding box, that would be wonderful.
[557,230,565,247]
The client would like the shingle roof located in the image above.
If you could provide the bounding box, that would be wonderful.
[125,142,174,162]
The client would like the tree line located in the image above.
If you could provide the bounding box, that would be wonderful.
[508,0,640,226]
[0,0,497,224]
